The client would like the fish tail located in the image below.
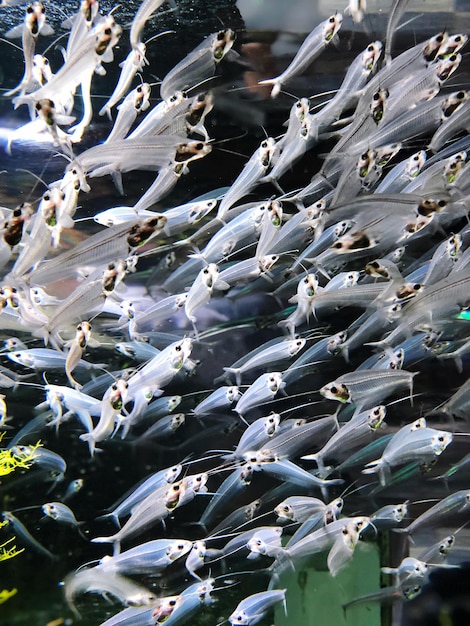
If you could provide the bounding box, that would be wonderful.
[258,78,281,98]
[98,104,112,120]
[79,433,99,456]
[95,512,121,528]
[91,535,116,544]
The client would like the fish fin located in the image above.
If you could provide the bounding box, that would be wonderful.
[111,171,124,196]
[5,24,24,39]
[95,512,121,528]
[41,24,55,36]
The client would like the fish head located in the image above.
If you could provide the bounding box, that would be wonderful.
[258,137,277,167]
[213,28,236,61]
[264,412,280,436]
[439,535,455,555]
[259,255,278,272]
[134,82,151,111]
[165,464,183,484]
[362,41,383,72]
[326,498,344,523]
[188,199,217,225]
[332,230,376,254]
[320,381,350,403]
[167,540,192,561]
[431,431,453,455]
[226,386,241,403]
[370,87,389,123]
[323,12,343,42]
[175,140,212,164]
[170,414,185,430]
[275,501,295,522]
[367,405,387,430]
[298,274,319,298]
[152,596,181,621]
[32,54,52,85]
[444,155,466,185]
[165,481,186,510]
[441,90,468,120]
[357,150,376,179]
[388,348,404,369]
[229,609,250,625]
[392,502,408,522]
[42,503,58,519]
[437,32,468,57]
[294,97,310,121]
[423,32,447,62]
[187,472,208,493]
[327,331,348,355]
[80,0,99,25]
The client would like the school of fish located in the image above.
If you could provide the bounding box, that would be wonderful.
[0,0,469,624]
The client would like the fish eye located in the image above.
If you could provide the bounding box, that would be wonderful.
[104,27,112,35]
[367,44,374,51]
[373,91,380,101]
[438,199,447,208]
[330,385,338,394]
[43,193,50,201]
[333,242,343,249]
[457,91,465,99]
[203,268,209,274]
[169,599,177,606]
[261,140,268,148]
[413,284,421,291]
[27,5,34,12]
[361,153,368,160]
[195,142,204,150]
[217,30,225,40]
[329,16,335,22]
[438,435,445,442]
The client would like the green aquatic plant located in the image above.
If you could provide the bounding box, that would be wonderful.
[0,435,42,477]
[0,532,23,562]
[0,527,21,604]
[0,435,42,604]
[0,587,17,605]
